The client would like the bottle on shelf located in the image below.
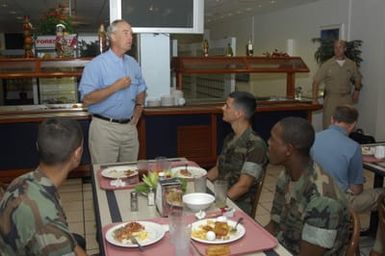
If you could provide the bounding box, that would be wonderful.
[202,39,209,57]
[225,43,233,57]
[98,24,107,54]
[246,39,254,56]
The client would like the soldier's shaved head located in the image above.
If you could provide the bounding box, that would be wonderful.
[278,117,315,156]
[37,118,83,165]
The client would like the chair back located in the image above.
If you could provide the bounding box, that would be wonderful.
[378,193,385,249]
[345,208,361,256]
[250,171,266,218]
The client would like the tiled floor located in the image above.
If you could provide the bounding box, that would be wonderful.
[60,164,378,255]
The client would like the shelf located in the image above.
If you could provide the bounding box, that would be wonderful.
[171,56,310,97]
[0,57,91,79]
[172,56,309,74]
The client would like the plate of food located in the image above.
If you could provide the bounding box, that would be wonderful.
[361,146,375,156]
[171,166,207,179]
[191,217,246,244]
[105,221,166,247]
[101,166,138,179]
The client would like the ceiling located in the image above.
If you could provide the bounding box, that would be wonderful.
[0,0,320,34]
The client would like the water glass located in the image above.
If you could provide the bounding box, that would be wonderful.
[194,175,207,193]
[375,146,385,159]
[214,180,228,208]
[136,159,149,181]
[169,208,191,255]
[153,156,171,173]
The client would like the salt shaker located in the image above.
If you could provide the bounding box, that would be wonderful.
[130,191,138,211]
[148,188,155,206]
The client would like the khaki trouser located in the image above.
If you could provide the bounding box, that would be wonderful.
[346,188,384,253]
[89,117,139,164]
[323,94,352,129]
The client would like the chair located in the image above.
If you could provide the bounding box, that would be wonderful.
[345,208,361,256]
[250,171,267,218]
[378,193,385,250]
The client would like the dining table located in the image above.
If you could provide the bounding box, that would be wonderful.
[90,158,293,256]
[361,142,385,235]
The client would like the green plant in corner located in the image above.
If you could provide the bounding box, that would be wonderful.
[312,38,363,67]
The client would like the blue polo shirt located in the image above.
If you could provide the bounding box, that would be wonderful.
[79,49,147,119]
[310,125,364,192]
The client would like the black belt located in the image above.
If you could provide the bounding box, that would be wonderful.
[93,114,131,124]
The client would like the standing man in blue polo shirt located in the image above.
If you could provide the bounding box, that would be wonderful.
[79,19,147,164]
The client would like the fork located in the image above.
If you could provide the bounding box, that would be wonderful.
[230,217,243,233]
[129,235,143,252]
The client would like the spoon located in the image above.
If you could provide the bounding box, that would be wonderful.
[230,217,243,233]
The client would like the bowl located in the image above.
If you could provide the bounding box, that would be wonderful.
[182,192,215,212]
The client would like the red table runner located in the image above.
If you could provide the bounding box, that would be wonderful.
[363,155,385,163]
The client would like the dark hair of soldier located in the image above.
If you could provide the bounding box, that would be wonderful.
[332,105,359,124]
[37,118,83,165]
[229,91,257,120]
[279,117,315,156]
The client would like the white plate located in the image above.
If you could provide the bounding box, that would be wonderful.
[191,219,246,244]
[361,146,375,156]
[171,166,207,179]
[101,165,138,179]
[105,221,166,247]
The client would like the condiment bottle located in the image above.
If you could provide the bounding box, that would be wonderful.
[98,24,107,54]
[226,43,233,57]
[203,39,209,57]
[246,39,253,56]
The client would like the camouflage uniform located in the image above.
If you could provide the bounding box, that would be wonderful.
[0,169,77,256]
[218,127,268,214]
[270,163,349,255]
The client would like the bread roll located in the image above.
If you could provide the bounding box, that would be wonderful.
[205,245,231,256]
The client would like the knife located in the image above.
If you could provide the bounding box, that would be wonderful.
[129,235,143,251]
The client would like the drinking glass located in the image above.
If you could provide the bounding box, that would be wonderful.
[153,156,171,173]
[168,207,191,255]
[136,159,149,181]
[214,180,228,208]
[194,175,207,193]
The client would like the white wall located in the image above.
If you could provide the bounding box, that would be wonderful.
[350,0,385,140]
[206,0,385,137]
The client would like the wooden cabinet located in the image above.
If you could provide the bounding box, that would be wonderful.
[172,56,310,98]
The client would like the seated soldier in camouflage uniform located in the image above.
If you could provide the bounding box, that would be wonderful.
[0,118,87,256]
[207,91,268,215]
[265,117,349,256]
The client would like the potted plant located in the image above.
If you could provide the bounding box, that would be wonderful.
[312,38,363,67]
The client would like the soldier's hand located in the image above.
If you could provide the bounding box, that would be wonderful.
[114,77,131,90]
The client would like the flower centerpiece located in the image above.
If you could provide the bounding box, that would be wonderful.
[36,4,74,35]
[135,172,187,195]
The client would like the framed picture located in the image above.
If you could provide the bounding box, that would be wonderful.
[320,23,345,41]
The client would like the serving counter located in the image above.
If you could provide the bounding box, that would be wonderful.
[0,101,321,182]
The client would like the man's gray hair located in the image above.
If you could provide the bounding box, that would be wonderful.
[107,19,127,40]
